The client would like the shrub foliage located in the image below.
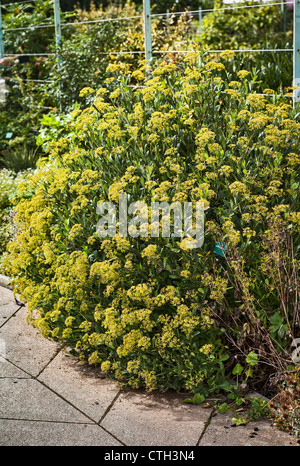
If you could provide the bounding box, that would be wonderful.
[5,52,300,393]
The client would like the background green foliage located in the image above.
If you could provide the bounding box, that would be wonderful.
[58,0,214,14]
[197,0,293,93]
[199,0,292,49]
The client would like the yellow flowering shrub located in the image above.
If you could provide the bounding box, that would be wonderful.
[5,52,300,395]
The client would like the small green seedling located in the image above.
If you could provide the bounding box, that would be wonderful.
[183,393,206,405]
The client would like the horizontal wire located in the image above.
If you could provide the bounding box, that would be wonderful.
[152,48,293,54]
[205,48,293,53]
[26,103,56,109]
[96,50,144,55]
[7,77,54,82]
[3,23,55,31]
[3,15,142,33]
[4,52,55,56]
[53,50,144,56]
[4,49,292,58]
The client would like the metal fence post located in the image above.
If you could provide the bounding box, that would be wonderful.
[53,0,62,110]
[53,0,62,67]
[199,6,203,30]
[143,0,152,62]
[0,2,5,59]
[281,1,286,33]
[54,0,61,46]
[293,0,300,105]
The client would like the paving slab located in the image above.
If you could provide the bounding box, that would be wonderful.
[38,348,120,423]
[0,287,20,325]
[0,305,60,376]
[0,419,122,446]
[101,390,212,446]
[0,274,11,290]
[0,359,31,378]
[0,378,93,423]
[0,285,15,305]
[0,303,20,327]
[199,411,299,446]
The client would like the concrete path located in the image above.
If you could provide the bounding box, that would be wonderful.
[0,284,298,447]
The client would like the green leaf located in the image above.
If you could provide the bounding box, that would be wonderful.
[183,398,193,404]
[218,380,235,393]
[269,312,284,334]
[218,402,231,414]
[219,353,230,362]
[192,393,206,404]
[245,367,253,379]
[246,351,258,366]
[235,396,244,406]
[232,416,246,426]
[232,363,244,376]
[183,393,205,405]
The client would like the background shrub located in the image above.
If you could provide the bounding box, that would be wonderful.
[197,0,293,93]
[199,0,291,49]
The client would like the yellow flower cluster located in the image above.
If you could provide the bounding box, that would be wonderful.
[141,244,160,264]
